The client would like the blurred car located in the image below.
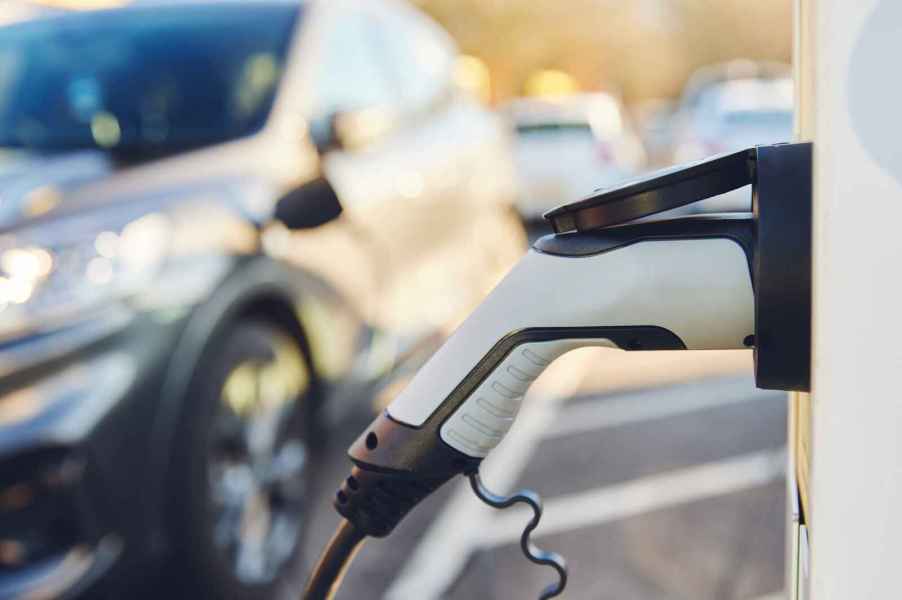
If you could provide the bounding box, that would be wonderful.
[501,93,645,221]
[0,0,523,598]
[632,98,677,168]
[671,62,794,212]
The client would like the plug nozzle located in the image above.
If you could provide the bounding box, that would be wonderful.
[333,411,481,537]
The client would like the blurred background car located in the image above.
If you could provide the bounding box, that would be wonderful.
[501,93,646,222]
[631,98,678,168]
[0,0,523,598]
[669,61,794,212]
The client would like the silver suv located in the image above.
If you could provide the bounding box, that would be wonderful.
[0,1,523,597]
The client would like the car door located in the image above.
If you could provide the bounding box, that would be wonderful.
[274,1,401,335]
[371,3,526,335]
[310,0,524,341]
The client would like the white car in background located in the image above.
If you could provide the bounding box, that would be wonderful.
[502,93,645,222]
[671,62,794,212]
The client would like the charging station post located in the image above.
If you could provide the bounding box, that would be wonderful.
[791,1,902,598]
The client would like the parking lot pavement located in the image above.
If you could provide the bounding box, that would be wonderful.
[297,349,787,600]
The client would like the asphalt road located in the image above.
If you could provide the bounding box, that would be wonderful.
[292,348,787,600]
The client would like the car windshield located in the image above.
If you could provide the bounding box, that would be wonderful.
[0,4,301,156]
[690,83,792,136]
[516,122,593,136]
[722,109,793,130]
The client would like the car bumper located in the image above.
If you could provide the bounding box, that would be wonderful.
[0,313,187,598]
[0,534,121,600]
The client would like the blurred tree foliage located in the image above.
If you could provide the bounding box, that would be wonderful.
[415,0,791,103]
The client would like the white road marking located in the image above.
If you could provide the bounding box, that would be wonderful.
[546,375,783,439]
[383,349,597,600]
[480,448,786,546]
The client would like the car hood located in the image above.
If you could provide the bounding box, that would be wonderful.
[0,149,113,226]
[0,136,317,230]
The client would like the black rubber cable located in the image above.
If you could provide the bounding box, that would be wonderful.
[468,471,568,600]
[301,519,367,600]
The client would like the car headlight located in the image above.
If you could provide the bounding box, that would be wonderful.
[0,212,172,340]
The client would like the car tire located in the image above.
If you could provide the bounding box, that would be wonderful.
[167,319,318,600]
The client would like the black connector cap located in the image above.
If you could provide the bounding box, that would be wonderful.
[544,148,755,233]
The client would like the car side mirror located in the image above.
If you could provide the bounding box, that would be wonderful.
[274,177,342,230]
[309,112,347,154]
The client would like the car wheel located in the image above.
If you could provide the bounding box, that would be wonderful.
[169,319,318,599]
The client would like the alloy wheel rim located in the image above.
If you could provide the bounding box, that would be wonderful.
[207,341,311,584]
